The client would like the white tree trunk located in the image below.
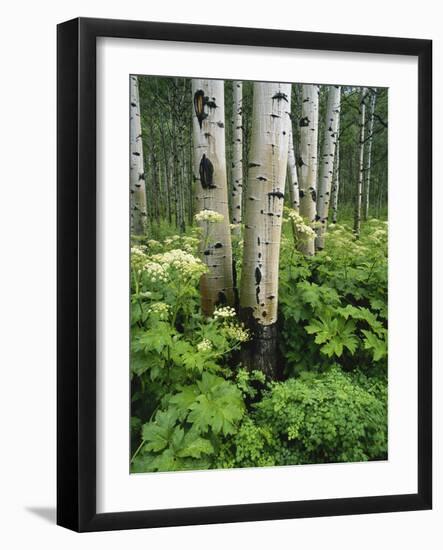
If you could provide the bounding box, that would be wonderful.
[192,79,234,316]
[287,124,299,211]
[240,82,291,377]
[130,75,148,236]
[331,135,340,224]
[364,90,377,220]
[354,88,367,236]
[315,85,341,250]
[231,81,243,233]
[298,84,319,255]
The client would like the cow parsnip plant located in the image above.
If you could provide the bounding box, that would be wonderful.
[130,218,388,472]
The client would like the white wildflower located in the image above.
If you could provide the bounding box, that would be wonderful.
[197,338,212,352]
[151,249,207,278]
[224,324,250,342]
[286,209,304,224]
[147,302,170,319]
[143,261,168,282]
[131,245,147,256]
[213,306,237,319]
[195,209,224,223]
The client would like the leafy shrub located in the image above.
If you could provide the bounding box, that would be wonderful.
[279,219,387,376]
[253,368,387,464]
[214,368,387,469]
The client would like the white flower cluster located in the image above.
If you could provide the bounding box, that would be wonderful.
[213,306,236,319]
[285,209,316,238]
[131,245,149,272]
[224,324,250,343]
[147,302,170,319]
[143,261,168,282]
[286,210,304,224]
[131,245,147,256]
[197,338,212,352]
[163,235,199,253]
[195,209,224,223]
[296,224,316,238]
[151,249,206,278]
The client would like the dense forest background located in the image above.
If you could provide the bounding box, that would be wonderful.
[136,78,388,233]
[130,76,388,473]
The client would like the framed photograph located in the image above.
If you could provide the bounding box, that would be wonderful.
[57,17,432,532]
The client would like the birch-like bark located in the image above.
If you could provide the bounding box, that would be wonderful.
[287,124,299,211]
[231,81,243,233]
[240,82,291,378]
[354,88,367,236]
[298,84,319,255]
[331,135,340,224]
[364,90,377,221]
[192,79,234,316]
[315,86,341,250]
[130,75,148,235]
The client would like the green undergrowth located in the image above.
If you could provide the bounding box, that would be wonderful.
[130,216,388,473]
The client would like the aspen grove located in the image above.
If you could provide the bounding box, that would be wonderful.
[130,77,388,473]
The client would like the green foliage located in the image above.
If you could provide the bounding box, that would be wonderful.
[131,218,388,473]
[172,372,245,436]
[253,368,387,464]
[279,219,387,376]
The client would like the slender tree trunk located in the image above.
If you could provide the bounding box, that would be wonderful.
[240,82,291,379]
[354,88,367,236]
[231,81,243,234]
[148,117,160,226]
[364,90,377,221]
[316,86,341,249]
[159,119,172,224]
[130,75,148,235]
[188,113,194,225]
[287,124,299,211]
[298,84,319,255]
[192,79,234,316]
[331,134,340,224]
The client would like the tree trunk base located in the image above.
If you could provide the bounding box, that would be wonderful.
[239,308,282,380]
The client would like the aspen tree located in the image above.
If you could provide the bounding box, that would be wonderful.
[331,134,340,224]
[298,84,319,255]
[130,75,148,235]
[354,88,367,236]
[364,90,377,220]
[192,79,234,316]
[316,85,341,249]
[231,81,243,234]
[287,124,299,211]
[240,82,291,378]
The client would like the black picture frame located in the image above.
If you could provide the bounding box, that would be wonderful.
[57,17,432,532]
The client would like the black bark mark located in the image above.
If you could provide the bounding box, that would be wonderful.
[199,154,215,189]
[267,191,284,200]
[194,90,207,129]
[272,92,288,102]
